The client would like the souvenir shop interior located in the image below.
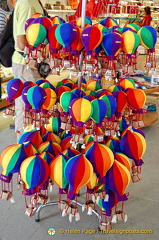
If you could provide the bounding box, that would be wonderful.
[0,1,159,240]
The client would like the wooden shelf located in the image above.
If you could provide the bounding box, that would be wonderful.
[2,76,13,83]
[143,87,159,94]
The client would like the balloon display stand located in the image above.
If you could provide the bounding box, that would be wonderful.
[35,200,100,224]
[1,0,158,232]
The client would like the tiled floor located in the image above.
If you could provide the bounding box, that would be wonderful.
[0,95,159,240]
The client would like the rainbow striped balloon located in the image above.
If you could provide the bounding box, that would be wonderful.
[38,141,61,157]
[106,160,131,196]
[20,155,49,191]
[50,153,70,193]
[85,142,114,183]
[64,154,93,200]
[0,144,27,183]
[120,129,146,166]
[69,98,93,126]
[26,23,47,47]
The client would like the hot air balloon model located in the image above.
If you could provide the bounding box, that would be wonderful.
[20,154,49,216]
[96,189,119,230]
[90,99,107,140]
[62,153,93,222]
[27,86,47,128]
[137,26,157,70]
[0,144,27,201]
[122,30,140,73]
[105,160,131,224]
[101,31,122,76]
[85,142,114,184]
[127,88,146,126]
[4,78,24,117]
[68,98,93,147]
[120,128,146,182]
[25,22,47,64]
[81,26,103,69]
[71,26,84,68]
[47,25,62,71]
[50,153,70,205]
[55,22,78,65]
[60,91,78,131]
[112,90,127,121]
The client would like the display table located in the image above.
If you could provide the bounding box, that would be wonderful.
[143,111,158,127]
[143,87,159,94]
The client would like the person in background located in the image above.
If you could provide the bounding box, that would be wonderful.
[0,5,7,33]
[140,6,152,26]
[12,0,44,140]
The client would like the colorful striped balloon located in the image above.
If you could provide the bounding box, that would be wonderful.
[69,98,93,126]
[86,172,98,193]
[61,148,80,158]
[23,141,38,157]
[27,86,46,111]
[119,78,135,89]
[32,17,52,30]
[7,78,24,103]
[93,23,108,33]
[91,99,107,123]
[48,25,61,54]
[120,130,146,166]
[39,151,54,165]
[125,23,140,32]
[108,85,122,92]
[38,141,61,157]
[113,90,127,118]
[114,152,131,171]
[41,88,57,111]
[59,130,72,140]
[50,16,65,25]
[36,78,49,86]
[46,117,61,134]
[106,160,131,196]
[137,26,157,50]
[102,32,122,59]
[60,91,78,113]
[76,16,92,27]
[20,155,49,192]
[22,86,32,110]
[86,80,102,91]
[26,23,47,47]
[55,86,71,100]
[50,153,70,193]
[81,26,103,55]
[71,26,84,55]
[122,30,140,54]
[106,137,121,153]
[127,88,146,110]
[100,17,119,28]
[97,191,118,216]
[39,82,55,90]
[18,130,43,148]
[60,137,73,151]
[25,18,35,31]
[85,142,114,183]
[99,94,117,118]
[55,23,78,50]
[72,88,85,97]
[64,154,93,200]
[42,132,61,144]
[0,144,27,183]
